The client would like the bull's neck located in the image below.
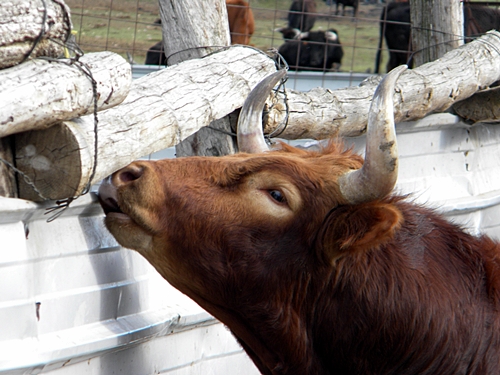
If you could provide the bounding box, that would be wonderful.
[186,275,329,375]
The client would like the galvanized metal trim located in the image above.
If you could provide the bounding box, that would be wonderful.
[0,193,102,225]
[0,307,217,373]
[395,113,472,134]
[440,190,500,215]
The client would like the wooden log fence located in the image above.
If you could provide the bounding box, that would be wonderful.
[3,33,500,202]
[0,51,132,137]
[158,0,237,157]
[14,46,278,201]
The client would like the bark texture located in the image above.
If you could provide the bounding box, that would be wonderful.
[0,51,131,137]
[158,0,231,66]
[410,0,463,67]
[0,0,72,69]
[452,86,500,124]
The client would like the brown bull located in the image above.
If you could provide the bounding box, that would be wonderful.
[226,0,255,45]
[99,67,500,374]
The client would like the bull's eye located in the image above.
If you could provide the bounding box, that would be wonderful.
[269,189,286,203]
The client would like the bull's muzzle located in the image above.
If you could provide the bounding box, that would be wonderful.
[98,163,144,215]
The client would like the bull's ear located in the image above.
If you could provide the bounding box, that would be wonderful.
[317,202,403,263]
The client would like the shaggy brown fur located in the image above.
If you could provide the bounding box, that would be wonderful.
[99,142,500,375]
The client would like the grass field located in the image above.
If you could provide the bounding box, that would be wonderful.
[65,0,389,73]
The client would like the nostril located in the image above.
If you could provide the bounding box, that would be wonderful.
[120,171,139,183]
[118,164,143,183]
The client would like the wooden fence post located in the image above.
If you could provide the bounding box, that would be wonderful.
[410,0,463,67]
[159,0,238,157]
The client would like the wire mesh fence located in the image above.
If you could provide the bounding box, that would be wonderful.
[65,0,499,77]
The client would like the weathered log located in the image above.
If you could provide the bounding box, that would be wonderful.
[263,31,500,139]
[14,46,277,201]
[175,116,238,157]
[0,0,72,69]
[158,0,236,157]
[452,86,500,124]
[0,51,131,137]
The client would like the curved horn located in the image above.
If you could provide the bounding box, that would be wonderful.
[237,70,287,153]
[338,65,407,204]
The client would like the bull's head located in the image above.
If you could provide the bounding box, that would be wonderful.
[98,66,407,373]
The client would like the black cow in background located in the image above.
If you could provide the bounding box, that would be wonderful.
[375,1,500,73]
[278,29,344,71]
[145,41,167,66]
[464,4,500,42]
[374,1,411,74]
[144,19,167,66]
[288,0,317,32]
[324,0,360,18]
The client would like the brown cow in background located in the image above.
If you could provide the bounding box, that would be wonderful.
[99,67,500,374]
[226,0,255,45]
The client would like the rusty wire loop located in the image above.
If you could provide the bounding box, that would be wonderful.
[474,30,500,57]
[0,0,99,222]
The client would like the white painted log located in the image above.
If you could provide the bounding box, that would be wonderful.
[0,0,72,69]
[263,31,500,139]
[14,46,277,201]
[0,51,131,137]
